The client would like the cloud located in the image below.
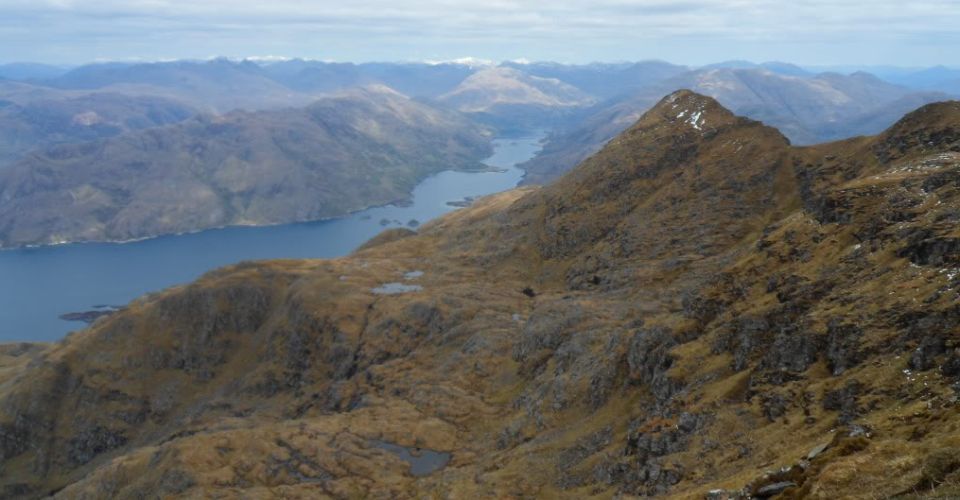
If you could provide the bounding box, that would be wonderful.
[1,0,957,65]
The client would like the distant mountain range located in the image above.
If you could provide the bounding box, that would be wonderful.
[259,60,477,97]
[41,59,322,112]
[0,92,196,165]
[882,65,960,95]
[520,67,952,183]
[0,62,71,81]
[498,60,688,100]
[0,87,491,248]
[0,57,958,247]
[3,90,959,498]
[436,66,597,131]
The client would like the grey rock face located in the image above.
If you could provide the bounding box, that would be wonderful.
[760,392,789,422]
[154,283,272,379]
[67,425,128,466]
[0,416,33,461]
[898,235,960,266]
[910,334,948,371]
[758,326,822,384]
[942,351,960,378]
[717,315,769,372]
[556,426,613,488]
[755,481,797,497]
[591,412,709,495]
[825,321,864,375]
[822,379,862,424]
[626,327,679,403]
[512,303,583,366]
[806,442,830,460]
[899,305,960,371]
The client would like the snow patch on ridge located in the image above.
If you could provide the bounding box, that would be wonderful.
[668,93,707,131]
[689,110,704,130]
[424,57,495,68]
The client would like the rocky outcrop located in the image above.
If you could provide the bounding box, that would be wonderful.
[520,70,953,184]
[626,327,681,404]
[2,92,960,498]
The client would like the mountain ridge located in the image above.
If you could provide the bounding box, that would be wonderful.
[0,92,958,498]
[0,86,492,249]
[520,68,954,184]
[436,66,597,132]
[0,92,198,166]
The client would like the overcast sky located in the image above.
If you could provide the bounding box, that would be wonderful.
[1,0,958,66]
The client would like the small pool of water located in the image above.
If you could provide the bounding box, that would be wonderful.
[369,439,452,476]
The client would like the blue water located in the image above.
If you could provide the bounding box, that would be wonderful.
[0,135,543,342]
[369,440,451,476]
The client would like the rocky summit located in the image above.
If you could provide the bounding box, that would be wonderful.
[1,90,960,499]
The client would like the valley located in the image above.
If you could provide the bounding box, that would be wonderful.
[0,52,959,499]
[0,134,541,342]
[0,86,492,249]
[6,0,960,496]
[1,58,957,253]
[0,91,957,498]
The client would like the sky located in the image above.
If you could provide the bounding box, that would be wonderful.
[0,0,958,66]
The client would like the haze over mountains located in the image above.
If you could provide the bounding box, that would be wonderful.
[2,90,958,498]
[0,57,957,248]
[4,0,960,498]
[437,66,597,131]
[0,87,491,248]
[0,93,197,166]
[520,67,952,183]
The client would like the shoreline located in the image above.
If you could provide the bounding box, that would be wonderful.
[0,151,530,253]
[0,132,546,253]
[0,133,544,344]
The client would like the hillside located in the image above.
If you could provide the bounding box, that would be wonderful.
[0,91,958,498]
[260,60,478,98]
[700,61,812,77]
[0,86,492,248]
[45,59,322,112]
[438,66,597,131]
[885,66,960,96]
[0,63,71,81]
[0,92,197,166]
[498,61,688,100]
[521,68,951,184]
